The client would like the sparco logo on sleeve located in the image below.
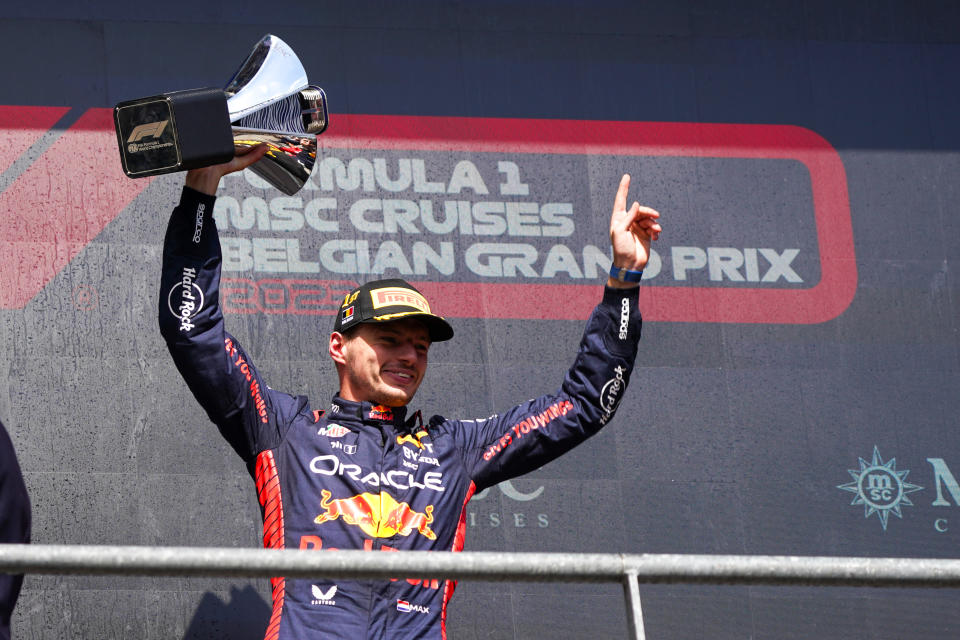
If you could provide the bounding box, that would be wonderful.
[619,297,630,339]
[193,203,205,244]
[167,266,204,332]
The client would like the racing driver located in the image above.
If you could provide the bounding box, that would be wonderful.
[158,144,662,639]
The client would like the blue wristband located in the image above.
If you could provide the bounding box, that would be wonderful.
[609,265,643,282]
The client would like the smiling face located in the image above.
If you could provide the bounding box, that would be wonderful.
[329,318,431,407]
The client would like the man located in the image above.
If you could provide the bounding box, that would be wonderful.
[0,419,30,640]
[159,145,661,639]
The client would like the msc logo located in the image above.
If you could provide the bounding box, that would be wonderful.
[127,120,169,143]
[837,446,922,531]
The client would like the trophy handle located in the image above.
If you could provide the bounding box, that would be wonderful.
[230,85,327,196]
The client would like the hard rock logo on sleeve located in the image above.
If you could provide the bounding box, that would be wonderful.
[167,266,204,332]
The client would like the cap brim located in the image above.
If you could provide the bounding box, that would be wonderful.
[369,311,454,342]
[419,314,455,342]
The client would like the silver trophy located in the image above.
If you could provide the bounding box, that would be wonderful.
[114,34,327,195]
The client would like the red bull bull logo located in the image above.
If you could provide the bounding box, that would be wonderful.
[314,489,436,540]
[368,405,393,421]
[397,429,430,450]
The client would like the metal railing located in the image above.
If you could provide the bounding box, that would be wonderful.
[4,545,960,639]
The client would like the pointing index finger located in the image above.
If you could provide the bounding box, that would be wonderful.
[614,174,631,214]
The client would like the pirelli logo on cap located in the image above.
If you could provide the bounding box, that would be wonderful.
[370,287,431,313]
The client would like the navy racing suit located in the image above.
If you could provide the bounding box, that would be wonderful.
[158,187,642,639]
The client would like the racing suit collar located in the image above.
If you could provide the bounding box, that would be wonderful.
[330,395,409,428]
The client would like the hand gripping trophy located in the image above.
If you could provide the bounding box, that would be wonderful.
[113,34,327,195]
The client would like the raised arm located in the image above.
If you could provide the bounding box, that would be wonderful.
[447,174,662,489]
[157,146,300,465]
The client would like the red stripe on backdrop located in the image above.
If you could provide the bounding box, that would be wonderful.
[0,106,69,174]
[324,115,856,324]
[0,109,855,323]
[0,107,153,308]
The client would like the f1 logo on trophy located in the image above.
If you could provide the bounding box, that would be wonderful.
[113,34,327,195]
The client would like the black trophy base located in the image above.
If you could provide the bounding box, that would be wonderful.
[114,87,235,178]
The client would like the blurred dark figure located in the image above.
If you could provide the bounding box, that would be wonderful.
[0,420,30,640]
[183,586,270,640]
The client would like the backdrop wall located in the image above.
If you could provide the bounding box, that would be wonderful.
[1,2,958,638]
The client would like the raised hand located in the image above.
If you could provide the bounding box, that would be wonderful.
[608,173,662,288]
[184,143,269,196]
